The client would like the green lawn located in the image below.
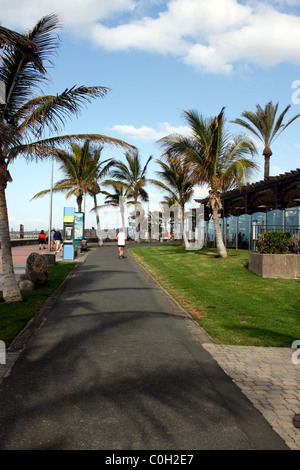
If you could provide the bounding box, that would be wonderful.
[0,262,76,347]
[130,243,300,347]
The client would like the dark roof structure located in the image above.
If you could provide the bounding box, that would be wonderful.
[195,168,300,220]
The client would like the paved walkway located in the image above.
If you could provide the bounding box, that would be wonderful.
[0,244,297,449]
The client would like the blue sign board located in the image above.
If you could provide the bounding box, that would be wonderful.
[74,212,84,240]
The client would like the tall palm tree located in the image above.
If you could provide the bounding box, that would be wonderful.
[231,101,300,179]
[86,145,116,245]
[32,140,116,245]
[158,108,258,258]
[105,150,152,239]
[32,140,113,210]
[0,14,134,302]
[149,154,194,246]
[108,150,152,203]
[101,182,134,234]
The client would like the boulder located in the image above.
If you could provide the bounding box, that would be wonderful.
[19,279,35,290]
[24,252,50,287]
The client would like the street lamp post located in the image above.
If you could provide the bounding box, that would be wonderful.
[48,156,54,252]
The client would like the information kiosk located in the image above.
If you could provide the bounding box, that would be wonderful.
[63,207,75,260]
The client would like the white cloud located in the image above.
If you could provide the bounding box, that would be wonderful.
[271,165,284,175]
[0,0,136,29]
[1,0,300,74]
[89,0,300,73]
[108,122,191,141]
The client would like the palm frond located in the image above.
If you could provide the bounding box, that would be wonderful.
[8,133,135,162]
[0,14,61,121]
[16,86,110,137]
[0,25,44,72]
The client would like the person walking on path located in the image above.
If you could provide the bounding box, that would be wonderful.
[50,228,56,251]
[54,229,63,253]
[38,230,47,250]
[116,228,126,259]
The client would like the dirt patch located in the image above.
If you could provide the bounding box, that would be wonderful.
[174,293,206,318]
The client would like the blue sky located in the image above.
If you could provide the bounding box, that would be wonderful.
[1,0,300,232]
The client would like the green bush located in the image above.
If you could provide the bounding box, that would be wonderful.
[257,231,292,254]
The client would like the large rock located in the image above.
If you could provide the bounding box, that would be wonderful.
[19,279,35,290]
[22,252,50,288]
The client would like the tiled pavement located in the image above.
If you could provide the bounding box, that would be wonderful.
[0,244,300,450]
[202,344,300,450]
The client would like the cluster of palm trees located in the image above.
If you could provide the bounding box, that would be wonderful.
[0,14,135,302]
[32,101,300,261]
[1,13,299,303]
[31,144,153,245]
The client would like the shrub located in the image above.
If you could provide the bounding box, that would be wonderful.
[289,235,300,254]
[257,231,293,254]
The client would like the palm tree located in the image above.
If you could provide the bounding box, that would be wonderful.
[105,150,152,239]
[0,14,134,302]
[86,145,116,245]
[32,140,116,245]
[101,182,134,234]
[32,140,113,209]
[108,150,152,202]
[158,108,257,258]
[231,101,300,179]
[149,154,194,246]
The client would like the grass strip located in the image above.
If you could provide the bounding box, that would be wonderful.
[130,243,300,347]
[0,262,76,347]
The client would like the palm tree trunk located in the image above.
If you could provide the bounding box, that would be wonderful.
[179,205,189,248]
[211,199,227,258]
[134,203,141,242]
[93,194,103,246]
[119,197,126,233]
[76,194,83,212]
[263,147,272,179]
[0,188,22,302]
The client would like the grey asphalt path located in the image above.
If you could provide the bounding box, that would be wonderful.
[0,246,289,450]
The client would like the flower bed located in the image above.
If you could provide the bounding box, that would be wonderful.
[249,231,300,278]
[249,252,300,278]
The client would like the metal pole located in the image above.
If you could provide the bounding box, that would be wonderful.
[48,156,54,252]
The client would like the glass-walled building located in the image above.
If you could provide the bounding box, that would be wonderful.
[196,169,300,250]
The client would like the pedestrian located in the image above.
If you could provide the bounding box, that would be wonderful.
[50,228,56,251]
[116,228,127,259]
[238,232,242,248]
[54,228,63,252]
[241,233,247,249]
[38,230,47,250]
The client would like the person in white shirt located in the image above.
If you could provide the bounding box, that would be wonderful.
[116,229,127,259]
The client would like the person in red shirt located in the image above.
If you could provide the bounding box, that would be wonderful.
[38,230,47,250]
